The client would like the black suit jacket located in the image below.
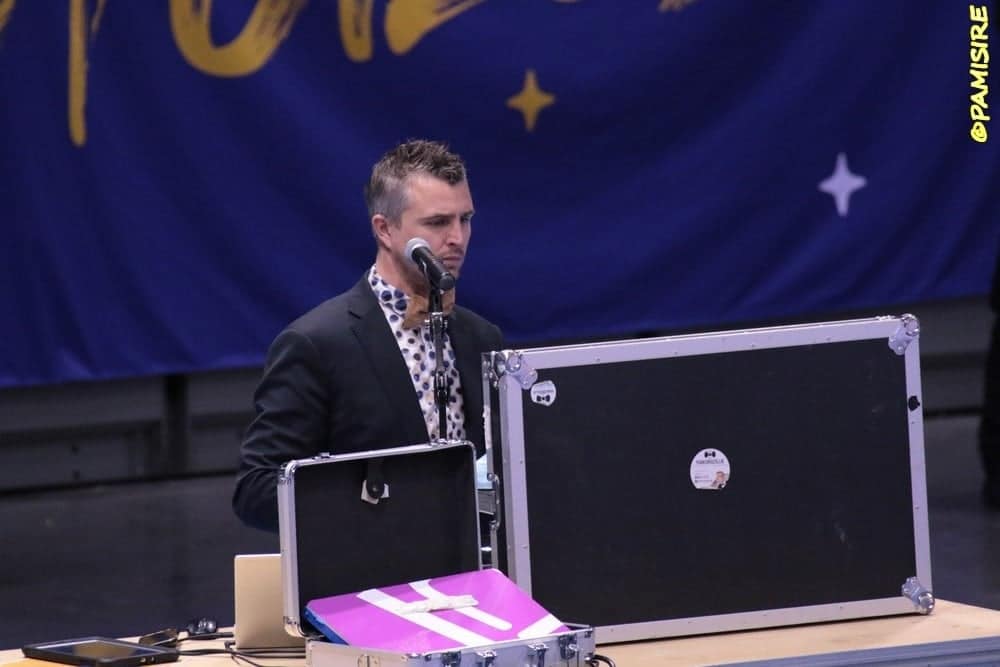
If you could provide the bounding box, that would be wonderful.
[233,276,504,531]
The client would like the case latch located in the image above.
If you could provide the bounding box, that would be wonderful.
[475,649,497,666]
[888,314,920,355]
[489,350,538,389]
[440,651,462,667]
[361,458,389,505]
[527,643,548,666]
[558,634,579,660]
[902,576,935,614]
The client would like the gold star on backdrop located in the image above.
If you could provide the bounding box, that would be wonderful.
[506,69,555,132]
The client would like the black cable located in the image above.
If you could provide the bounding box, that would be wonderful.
[230,652,303,667]
[588,654,617,667]
[177,641,304,667]
[226,648,305,667]
[225,647,305,656]
[177,632,233,643]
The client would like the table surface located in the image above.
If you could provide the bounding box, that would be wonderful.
[2,600,999,667]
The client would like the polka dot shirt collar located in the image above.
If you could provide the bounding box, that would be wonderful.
[368,266,411,324]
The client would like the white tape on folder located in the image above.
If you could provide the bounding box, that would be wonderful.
[394,593,477,614]
[409,579,513,631]
[356,589,493,647]
[517,613,564,639]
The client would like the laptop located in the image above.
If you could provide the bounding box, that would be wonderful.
[233,553,306,649]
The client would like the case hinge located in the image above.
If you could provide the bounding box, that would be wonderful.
[888,314,920,355]
[902,576,935,614]
[489,350,538,389]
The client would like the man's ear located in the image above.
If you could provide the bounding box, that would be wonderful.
[372,214,392,247]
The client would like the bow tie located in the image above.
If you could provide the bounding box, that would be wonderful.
[401,290,456,329]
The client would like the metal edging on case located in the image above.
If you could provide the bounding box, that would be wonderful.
[278,458,305,637]
[595,596,915,643]
[902,327,933,598]
[515,316,907,370]
[481,357,505,543]
[481,357,495,458]
[498,374,532,592]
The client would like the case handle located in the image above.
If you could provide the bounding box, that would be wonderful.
[361,458,389,505]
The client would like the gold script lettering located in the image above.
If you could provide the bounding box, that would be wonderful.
[68,0,108,147]
[169,0,306,77]
[384,0,484,55]
[0,0,16,37]
[339,0,374,62]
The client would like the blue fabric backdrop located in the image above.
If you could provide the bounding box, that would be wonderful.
[1,1,997,388]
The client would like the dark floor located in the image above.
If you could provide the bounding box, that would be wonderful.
[2,413,998,650]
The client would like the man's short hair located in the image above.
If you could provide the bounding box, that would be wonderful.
[364,139,467,223]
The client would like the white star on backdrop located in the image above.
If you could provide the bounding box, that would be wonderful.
[818,153,867,217]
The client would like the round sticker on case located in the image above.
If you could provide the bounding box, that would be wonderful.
[690,448,731,490]
[530,380,557,406]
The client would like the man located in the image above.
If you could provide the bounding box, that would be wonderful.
[233,139,503,531]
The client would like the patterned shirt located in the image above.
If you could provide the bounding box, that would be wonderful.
[368,266,465,441]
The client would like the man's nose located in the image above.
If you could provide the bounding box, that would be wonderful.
[444,220,465,245]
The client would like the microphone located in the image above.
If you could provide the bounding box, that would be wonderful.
[405,238,456,291]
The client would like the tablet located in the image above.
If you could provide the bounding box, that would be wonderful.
[22,637,180,667]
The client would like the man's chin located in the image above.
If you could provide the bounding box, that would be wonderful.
[398,257,462,291]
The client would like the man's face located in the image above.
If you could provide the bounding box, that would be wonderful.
[376,172,474,294]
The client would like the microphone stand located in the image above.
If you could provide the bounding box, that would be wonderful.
[426,280,452,442]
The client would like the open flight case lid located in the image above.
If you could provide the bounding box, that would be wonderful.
[484,315,932,642]
[277,440,482,637]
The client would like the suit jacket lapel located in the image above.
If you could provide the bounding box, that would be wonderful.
[346,278,430,446]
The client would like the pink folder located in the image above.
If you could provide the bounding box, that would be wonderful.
[304,568,568,653]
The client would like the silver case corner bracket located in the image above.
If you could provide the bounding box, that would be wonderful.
[490,350,538,389]
[888,314,920,355]
[902,575,935,614]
